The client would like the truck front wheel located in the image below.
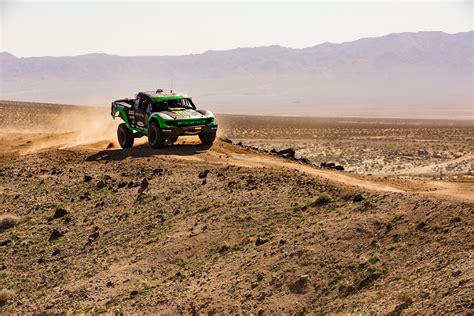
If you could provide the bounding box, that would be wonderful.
[117,123,134,148]
[148,121,166,148]
[199,132,216,144]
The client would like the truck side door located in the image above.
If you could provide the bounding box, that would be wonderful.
[133,94,148,130]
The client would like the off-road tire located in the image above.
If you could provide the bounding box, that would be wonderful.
[148,121,166,148]
[199,132,216,144]
[117,123,134,148]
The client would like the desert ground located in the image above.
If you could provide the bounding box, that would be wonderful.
[0,101,473,314]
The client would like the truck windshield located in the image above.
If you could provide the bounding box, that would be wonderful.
[151,98,194,111]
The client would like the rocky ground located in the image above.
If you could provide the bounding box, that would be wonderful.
[218,115,474,178]
[0,102,473,314]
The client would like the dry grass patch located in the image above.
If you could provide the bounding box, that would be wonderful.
[0,289,15,307]
[0,214,20,231]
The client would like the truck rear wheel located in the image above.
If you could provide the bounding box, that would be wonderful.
[199,132,216,144]
[148,121,166,148]
[117,123,134,148]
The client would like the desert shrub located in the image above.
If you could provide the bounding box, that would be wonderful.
[312,193,331,206]
[217,243,231,254]
[416,221,427,231]
[0,214,19,231]
[352,193,364,203]
[0,289,15,307]
[450,216,461,224]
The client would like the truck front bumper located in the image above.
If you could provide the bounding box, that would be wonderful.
[161,125,217,136]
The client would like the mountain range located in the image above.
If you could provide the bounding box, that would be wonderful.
[1,30,472,117]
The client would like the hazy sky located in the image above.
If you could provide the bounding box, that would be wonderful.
[1,0,472,57]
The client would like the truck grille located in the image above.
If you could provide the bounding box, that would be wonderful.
[167,118,212,127]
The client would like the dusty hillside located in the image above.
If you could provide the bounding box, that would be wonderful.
[0,102,473,314]
[0,139,473,314]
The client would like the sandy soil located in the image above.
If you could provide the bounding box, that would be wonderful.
[0,101,473,314]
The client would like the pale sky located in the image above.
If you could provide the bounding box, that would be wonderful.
[1,0,472,57]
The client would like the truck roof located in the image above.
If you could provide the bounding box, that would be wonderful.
[140,90,189,102]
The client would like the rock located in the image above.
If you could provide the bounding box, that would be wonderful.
[52,248,61,256]
[80,192,91,200]
[452,270,461,277]
[106,281,114,288]
[219,137,233,144]
[95,201,105,208]
[138,178,149,194]
[52,208,68,220]
[130,290,139,297]
[289,275,309,294]
[0,239,12,247]
[255,237,269,246]
[320,162,327,168]
[37,258,45,264]
[298,157,311,164]
[277,148,296,159]
[88,231,99,242]
[387,298,413,316]
[117,181,126,189]
[270,149,278,154]
[353,193,364,203]
[335,165,344,171]
[49,229,64,242]
[153,168,164,175]
[84,175,92,182]
[96,180,105,189]
[326,162,336,168]
[198,170,209,179]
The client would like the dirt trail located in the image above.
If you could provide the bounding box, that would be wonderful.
[1,127,472,202]
[209,142,474,203]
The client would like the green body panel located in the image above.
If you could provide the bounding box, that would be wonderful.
[114,108,129,126]
[148,113,168,129]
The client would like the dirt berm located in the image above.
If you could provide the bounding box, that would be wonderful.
[0,138,473,314]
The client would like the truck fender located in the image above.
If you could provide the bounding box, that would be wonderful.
[113,107,130,128]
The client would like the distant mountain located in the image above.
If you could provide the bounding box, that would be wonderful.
[1,31,472,117]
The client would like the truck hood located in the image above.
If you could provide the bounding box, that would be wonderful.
[159,109,210,120]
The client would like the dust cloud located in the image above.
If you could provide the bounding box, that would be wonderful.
[0,103,121,154]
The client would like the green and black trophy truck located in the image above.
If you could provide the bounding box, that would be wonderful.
[111,90,218,148]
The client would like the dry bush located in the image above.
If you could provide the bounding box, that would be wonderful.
[312,193,331,206]
[0,289,15,307]
[0,214,20,231]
